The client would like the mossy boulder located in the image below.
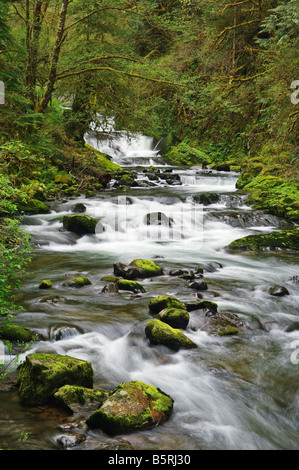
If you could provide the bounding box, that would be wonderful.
[54,384,109,414]
[86,380,174,435]
[149,295,186,314]
[17,198,50,214]
[145,319,197,351]
[164,142,210,167]
[39,279,52,289]
[158,307,189,329]
[217,325,239,336]
[0,324,34,343]
[227,228,299,252]
[54,174,75,186]
[63,276,92,288]
[63,215,98,235]
[101,276,119,282]
[116,279,146,293]
[18,353,93,405]
[129,259,164,278]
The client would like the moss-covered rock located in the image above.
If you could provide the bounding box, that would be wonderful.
[86,380,174,435]
[0,324,34,343]
[101,276,119,282]
[17,198,50,214]
[217,325,239,336]
[63,215,98,235]
[164,142,210,167]
[185,300,218,312]
[145,319,197,351]
[54,384,109,414]
[192,193,220,205]
[116,279,146,293]
[129,259,164,278]
[18,353,93,405]
[149,295,186,314]
[158,307,189,329]
[227,228,299,252]
[39,279,52,289]
[63,276,92,288]
[54,174,75,186]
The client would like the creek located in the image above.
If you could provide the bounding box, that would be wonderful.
[0,127,298,450]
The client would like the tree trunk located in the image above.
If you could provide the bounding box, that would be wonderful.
[36,0,69,113]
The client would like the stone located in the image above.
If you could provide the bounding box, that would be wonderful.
[268,286,290,297]
[86,380,173,435]
[63,215,98,235]
[39,279,52,289]
[149,295,186,314]
[192,193,220,205]
[185,300,218,312]
[0,324,34,343]
[72,203,86,213]
[188,281,208,291]
[18,353,93,405]
[129,259,164,278]
[145,319,197,351]
[63,277,92,288]
[54,384,109,414]
[158,307,189,329]
[116,279,146,293]
[227,228,299,252]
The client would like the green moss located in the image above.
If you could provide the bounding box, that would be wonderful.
[17,198,50,214]
[63,215,98,234]
[0,324,34,342]
[39,279,52,289]
[54,384,109,413]
[64,276,92,287]
[149,295,186,314]
[145,319,197,350]
[164,142,210,167]
[116,279,146,293]
[18,353,93,405]
[217,325,239,336]
[84,144,122,174]
[158,307,189,329]
[54,174,75,186]
[227,228,299,252]
[196,300,218,312]
[129,259,164,278]
[101,276,119,282]
[86,380,173,435]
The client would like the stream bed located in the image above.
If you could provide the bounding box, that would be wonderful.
[0,132,298,450]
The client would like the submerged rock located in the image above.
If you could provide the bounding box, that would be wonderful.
[192,193,220,205]
[18,353,93,405]
[63,215,98,235]
[149,295,186,314]
[86,380,174,435]
[145,319,197,351]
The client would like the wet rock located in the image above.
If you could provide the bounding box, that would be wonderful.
[185,300,218,312]
[268,286,289,297]
[86,381,174,435]
[102,283,119,293]
[149,295,186,314]
[192,193,220,205]
[72,203,86,213]
[188,280,208,291]
[57,433,86,449]
[39,279,52,289]
[114,260,163,279]
[158,307,189,329]
[116,279,146,293]
[54,385,109,414]
[285,322,299,333]
[63,276,92,288]
[18,353,93,405]
[40,295,66,304]
[203,262,223,272]
[145,212,173,227]
[191,310,242,337]
[145,319,197,351]
[169,268,190,276]
[63,215,98,235]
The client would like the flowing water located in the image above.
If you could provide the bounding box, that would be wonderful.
[0,128,298,450]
